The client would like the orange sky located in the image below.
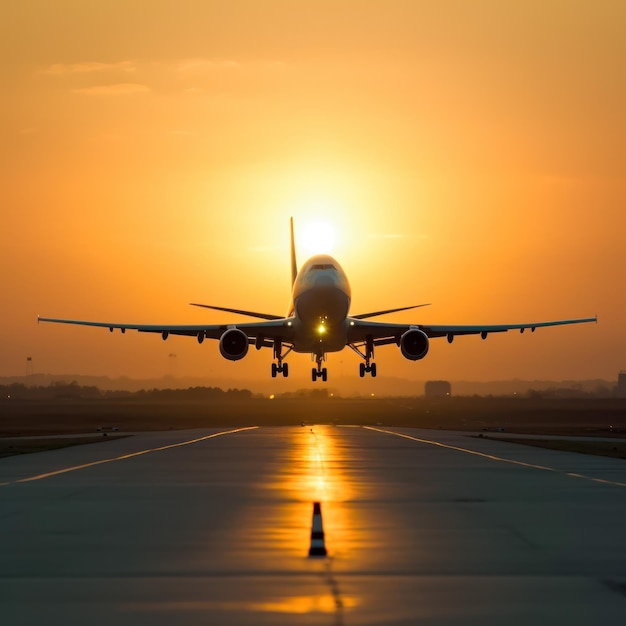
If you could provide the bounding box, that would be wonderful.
[2,1,624,387]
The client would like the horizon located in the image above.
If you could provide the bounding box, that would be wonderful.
[2,371,619,399]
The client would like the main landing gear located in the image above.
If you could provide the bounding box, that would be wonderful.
[311,353,327,382]
[359,362,377,378]
[349,336,377,378]
[271,340,292,378]
[271,362,289,378]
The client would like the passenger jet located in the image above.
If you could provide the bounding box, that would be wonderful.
[39,219,596,381]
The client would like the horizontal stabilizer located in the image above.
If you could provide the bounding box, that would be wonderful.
[189,303,283,320]
[351,304,431,320]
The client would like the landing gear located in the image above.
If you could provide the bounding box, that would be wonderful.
[359,362,377,378]
[271,340,292,378]
[271,362,289,378]
[351,335,377,378]
[312,367,328,382]
[311,353,328,382]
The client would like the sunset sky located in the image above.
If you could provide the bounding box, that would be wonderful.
[2,1,624,388]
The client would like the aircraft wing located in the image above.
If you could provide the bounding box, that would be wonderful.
[38,316,296,345]
[348,316,597,345]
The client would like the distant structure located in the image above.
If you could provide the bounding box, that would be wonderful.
[425,380,451,398]
[618,372,626,398]
[25,356,33,377]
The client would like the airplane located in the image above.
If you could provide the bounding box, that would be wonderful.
[39,218,596,382]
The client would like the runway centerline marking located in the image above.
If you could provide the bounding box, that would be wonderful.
[364,426,626,488]
[0,427,258,486]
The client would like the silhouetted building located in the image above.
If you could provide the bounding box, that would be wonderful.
[425,380,451,398]
[618,372,626,398]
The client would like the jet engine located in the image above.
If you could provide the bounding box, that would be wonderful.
[219,328,249,361]
[400,328,429,360]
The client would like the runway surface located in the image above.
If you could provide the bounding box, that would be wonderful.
[1,425,625,625]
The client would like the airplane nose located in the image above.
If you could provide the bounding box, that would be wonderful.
[315,275,334,287]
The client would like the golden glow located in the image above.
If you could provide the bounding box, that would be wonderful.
[3,3,620,383]
[316,323,327,335]
[242,594,359,614]
[265,426,361,554]
[299,219,338,256]
[126,595,360,614]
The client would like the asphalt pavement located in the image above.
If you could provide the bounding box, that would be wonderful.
[1,424,625,625]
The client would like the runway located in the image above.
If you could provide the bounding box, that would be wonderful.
[1,425,625,625]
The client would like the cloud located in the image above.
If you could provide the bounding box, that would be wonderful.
[72,83,150,96]
[44,61,136,75]
[367,233,429,240]
[367,233,404,239]
[176,58,288,74]
[248,245,279,253]
[177,58,242,73]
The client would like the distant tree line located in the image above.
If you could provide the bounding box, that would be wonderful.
[1,381,621,401]
[0,382,253,401]
[525,384,616,399]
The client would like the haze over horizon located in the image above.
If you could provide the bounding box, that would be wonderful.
[2,1,624,385]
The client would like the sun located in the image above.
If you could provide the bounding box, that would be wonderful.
[300,220,337,255]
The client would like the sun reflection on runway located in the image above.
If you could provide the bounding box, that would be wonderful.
[288,425,358,505]
[245,592,358,614]
[127,594,359,614]
[271,425,362,618]
[265,425,368,565]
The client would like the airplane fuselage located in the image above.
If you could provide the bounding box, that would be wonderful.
[288,254,352,354]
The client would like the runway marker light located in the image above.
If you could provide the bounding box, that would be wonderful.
[308,501,327,557]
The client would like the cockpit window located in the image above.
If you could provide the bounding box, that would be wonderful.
[310,263,336,270]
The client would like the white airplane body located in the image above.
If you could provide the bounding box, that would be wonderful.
[39,219,596,381]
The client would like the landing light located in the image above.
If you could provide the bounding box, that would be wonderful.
[317,324,326,335]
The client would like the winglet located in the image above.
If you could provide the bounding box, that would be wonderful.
[290,217,298,287]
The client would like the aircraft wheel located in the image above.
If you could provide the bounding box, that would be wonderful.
[271,363,277,378]
[311,368,317,382]
[370,362,377,378]
[322,368,328,382]
[282,363,289,378]
[359,363,366,378]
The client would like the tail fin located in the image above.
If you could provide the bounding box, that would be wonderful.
[290,217,298,286]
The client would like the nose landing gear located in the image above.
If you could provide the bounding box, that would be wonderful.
[311,353,328,382]
[312,367,328,382]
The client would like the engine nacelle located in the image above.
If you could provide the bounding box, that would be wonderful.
[219,328,249,361]
[400,328,429,361]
